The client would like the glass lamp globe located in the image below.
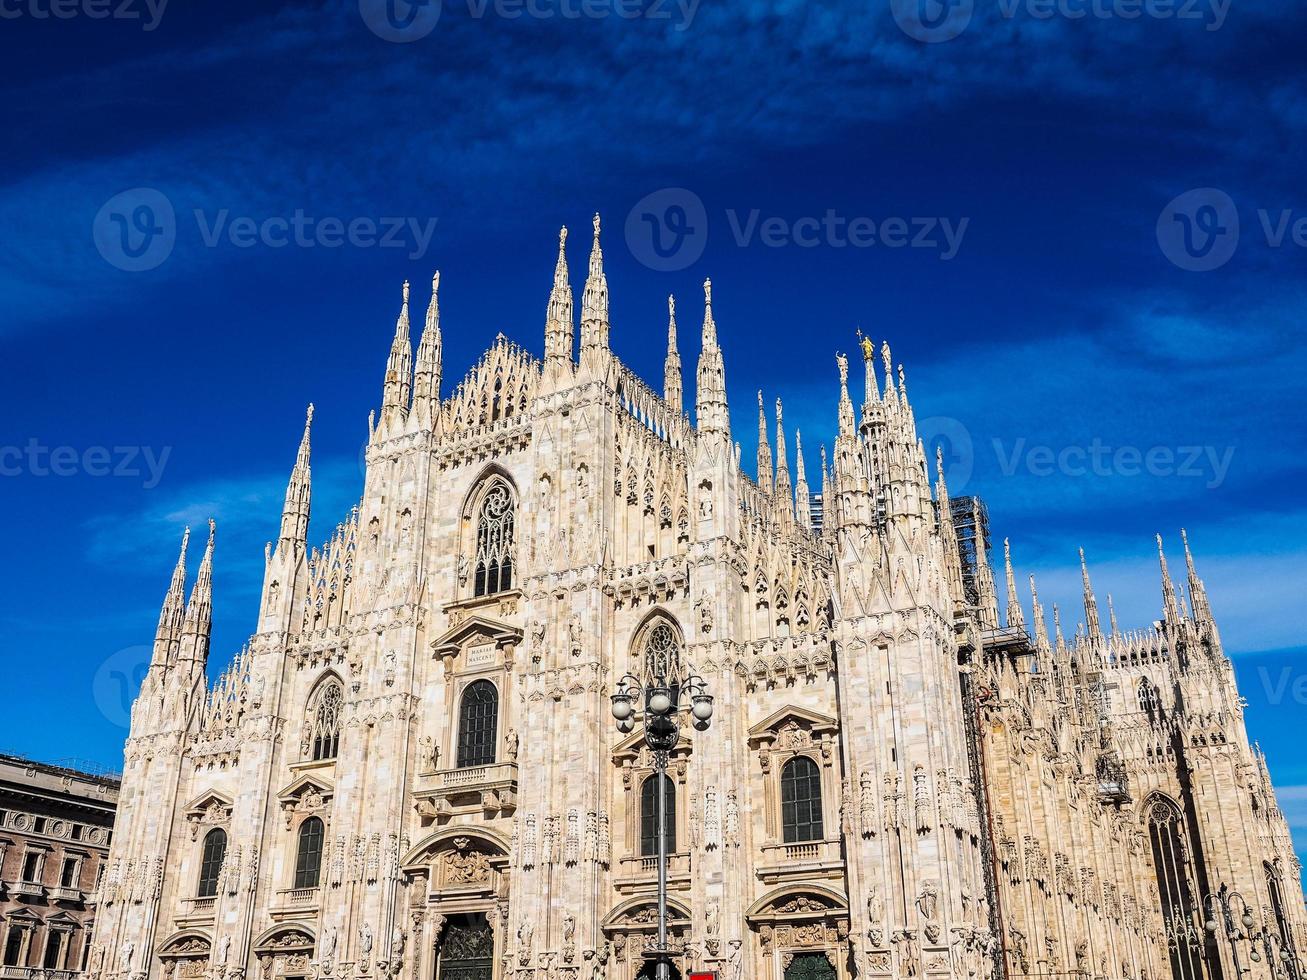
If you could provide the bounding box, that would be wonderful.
[648,687,672,715]
[1206,919,1218,934]
[693,717,710,732]
[611,694,633,721]
[1243,913,1255,929]
[691,694,714,721]
[616,716,635,734]
[1253,951,1263,963]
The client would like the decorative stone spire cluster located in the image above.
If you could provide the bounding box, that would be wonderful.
[695,279,730,439]
[579,213,611,372]
[544,227,575,376]
[664,296,682,413]
[756,391,773,494]
[375,275,443,439]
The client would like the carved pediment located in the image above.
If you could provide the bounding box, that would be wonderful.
[253,925,316,955]
[746,885,850,923]
[158,931,213,959]
[430,616,522,658]
[276,774,334,828]
[183,790,234,840]
[747,706,838,748]
[611,726,693,764]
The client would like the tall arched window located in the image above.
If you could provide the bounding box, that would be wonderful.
[1138,677,1159,715]
[294,816,325,889]
[1266,863,1294,968]
[197,827,227,898]
[457,680,498,768]
[781,756,825,843]
[473,481,515,597]
[1147,798,1203,980]
[642,620,682,684]
[640,774,676,856]
[309,681,343,761]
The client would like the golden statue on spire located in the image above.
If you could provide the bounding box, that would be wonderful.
[857,327,874,362]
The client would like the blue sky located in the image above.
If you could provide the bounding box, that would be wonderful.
[2,0,1305,853]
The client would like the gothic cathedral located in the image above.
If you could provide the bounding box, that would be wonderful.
[89,217,1306,980]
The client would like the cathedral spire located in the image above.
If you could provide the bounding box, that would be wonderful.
[973,510,1000,630]
[381,280,413,424]
[774,397,793,521]
[278,404,314,548]
[1004,538,1025,630]
[858,330,879,424]
[694,279,730,438]
[178,520,215,670]
[1107,593,1121,638]
[1030,574,1050,653]
[152,526,190,670]
[837,352,856,438]
[756,391,773,493]
[795,428,811,530]
[1181,528,1213,623]
[580,213,610,369]
[1079,547,1102,641]
[880,341,896,411]
[1053,603,1066,653]
[663,295,683,413]
[544,226,575,374]
[412,271,442,427]
[1156,534,1181,628]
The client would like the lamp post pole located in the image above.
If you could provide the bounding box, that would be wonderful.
[612,669,714,980]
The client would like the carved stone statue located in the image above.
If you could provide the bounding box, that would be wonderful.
[505,728,519,762]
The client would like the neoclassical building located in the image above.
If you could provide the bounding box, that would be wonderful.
[88,217,1305,980]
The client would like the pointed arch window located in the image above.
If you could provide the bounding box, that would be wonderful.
[294,816,324,889]
[473,481,515,597]
[309,681,343,761]
[1147,798,1204,980]
[642,621,681,685]
[197,828,227,898]
[1138,678,1159,715]
[640,774,676,856]
[457,680,498,768]
[1265,863,1295,972]
[781,756,825,843]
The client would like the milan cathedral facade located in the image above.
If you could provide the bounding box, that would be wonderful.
[88,217,1305,980]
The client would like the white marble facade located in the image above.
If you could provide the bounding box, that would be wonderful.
[88,218,1306,980]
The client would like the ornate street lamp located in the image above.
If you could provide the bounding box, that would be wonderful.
[611,666,713,980]
[1203,884,1254,977]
